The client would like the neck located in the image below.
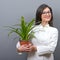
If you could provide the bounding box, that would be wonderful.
[41,21,48,27]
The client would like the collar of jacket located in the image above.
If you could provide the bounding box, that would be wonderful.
[39,24,49,28]
[33,24,50,32]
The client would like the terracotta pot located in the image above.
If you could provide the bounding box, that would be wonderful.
[20,40,31,45]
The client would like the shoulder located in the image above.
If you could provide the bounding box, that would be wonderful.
[33,25,40,29]
[32,25,40,32]
[49,26,58,33]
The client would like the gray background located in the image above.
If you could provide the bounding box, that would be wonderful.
[0,0,60,60]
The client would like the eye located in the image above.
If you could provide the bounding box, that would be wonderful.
[42,11,51,14]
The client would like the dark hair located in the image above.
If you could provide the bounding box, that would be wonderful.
[35,4,53,26]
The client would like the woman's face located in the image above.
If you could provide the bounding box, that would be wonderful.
[41,7,51,23]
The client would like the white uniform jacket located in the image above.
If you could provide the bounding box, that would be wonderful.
[16,24,58,60]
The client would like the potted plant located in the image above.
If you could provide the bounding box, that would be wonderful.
[7,16,35,45]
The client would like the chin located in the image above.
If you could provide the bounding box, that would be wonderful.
[45,18,51,21]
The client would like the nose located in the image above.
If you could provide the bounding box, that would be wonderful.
[46,13,49,15]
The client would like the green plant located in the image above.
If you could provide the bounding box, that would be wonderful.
[7,16,35,41]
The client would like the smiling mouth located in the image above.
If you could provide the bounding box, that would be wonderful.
[44,15,51,18]
[44,16,51,19]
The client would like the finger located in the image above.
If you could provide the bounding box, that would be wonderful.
[25,48,31,52]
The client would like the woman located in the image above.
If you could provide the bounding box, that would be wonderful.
[16,4,58,60]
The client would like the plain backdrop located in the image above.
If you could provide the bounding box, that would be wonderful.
[0,0,60,60]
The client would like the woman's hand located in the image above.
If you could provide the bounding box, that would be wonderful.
[17,44,37,52]
[28,45,37,52]
[17,44,31,52]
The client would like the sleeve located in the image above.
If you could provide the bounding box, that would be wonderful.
[16,41,22,55]
[36,28,58,55]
